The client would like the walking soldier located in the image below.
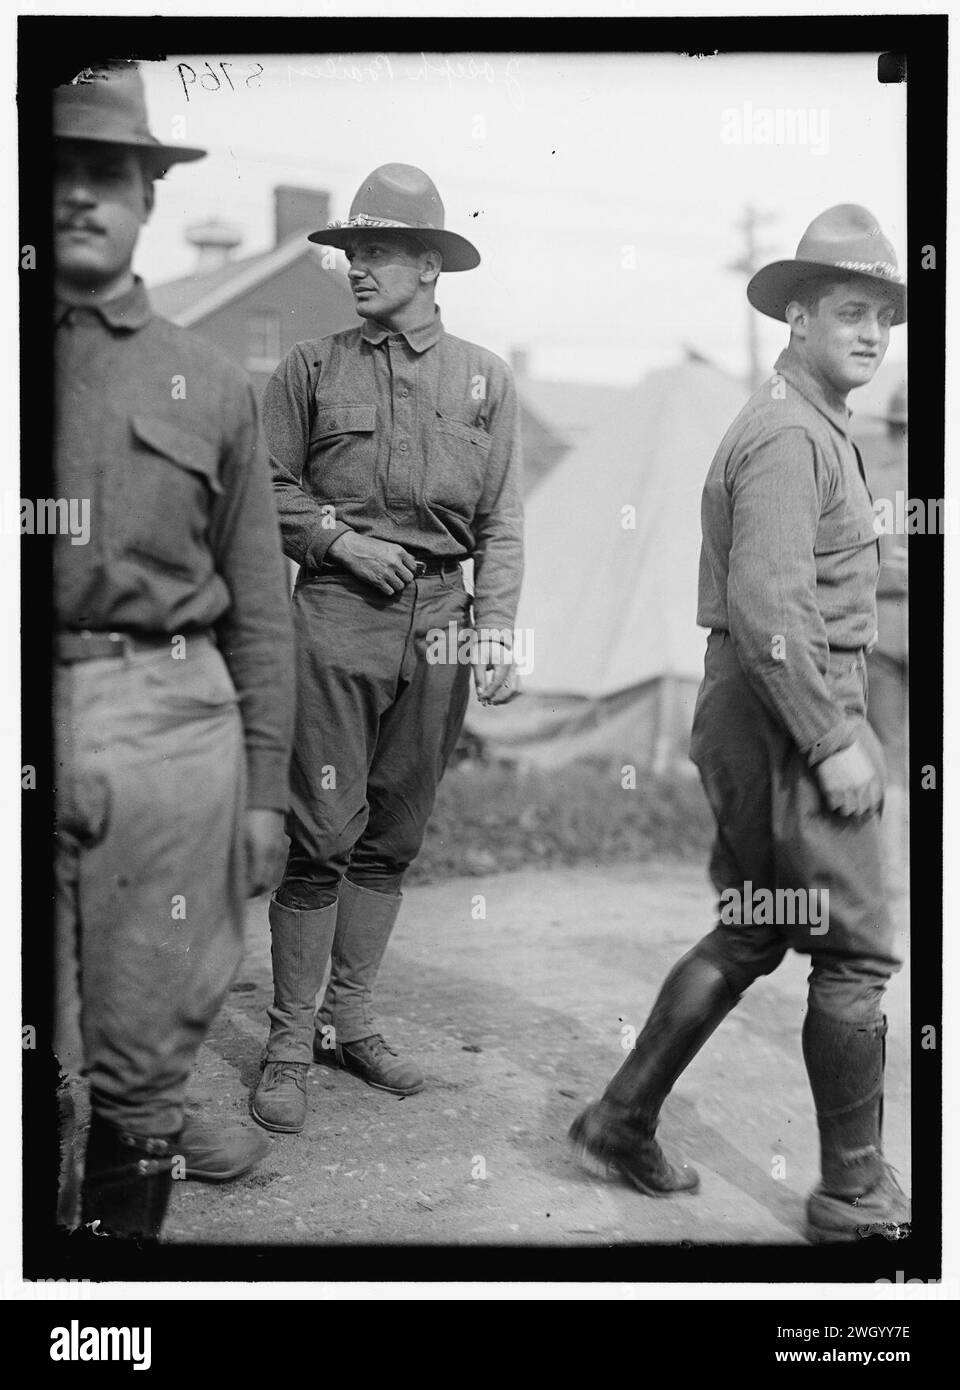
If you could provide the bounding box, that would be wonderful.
[52,63,295,1240]
[251,164,523,1133]
[569,205,910,1243]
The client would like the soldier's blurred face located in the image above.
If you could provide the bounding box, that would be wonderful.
[54,142,153,291]
[789,280,897,396]
[345,235,438,327]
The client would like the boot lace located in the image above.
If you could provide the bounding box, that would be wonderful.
[352,1034,396,1062]
[268,1062,306,1090]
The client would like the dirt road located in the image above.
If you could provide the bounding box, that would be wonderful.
[162,859,910,1248]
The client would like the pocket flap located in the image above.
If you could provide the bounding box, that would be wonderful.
[436,412,491,449]
[314,403,377,440]
[131,416,223,493]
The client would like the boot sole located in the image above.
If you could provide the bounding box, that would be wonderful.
[183,1159,266,1183]
[806,1219,911,1245]
[807,1226,861,1245]
[617,1163,700,1198]
[361,1076,425,1097]
[249,1103,305,1135]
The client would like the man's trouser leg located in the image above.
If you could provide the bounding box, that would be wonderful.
[693,636,905,1235]
[54,639,246,1239]
[573,633,905,1217]
[764,648,909,1240]
[866,649,910,896]
[319,569,471,1045]
[866,649,908,788]
[267,567,471,1100]
[571,631,788,1192]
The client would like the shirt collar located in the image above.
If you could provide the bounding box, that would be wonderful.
[54,276,153,332]
[361,307,443,354]
[773,346,852,436]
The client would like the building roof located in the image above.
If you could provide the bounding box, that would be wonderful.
[149,232,349,326]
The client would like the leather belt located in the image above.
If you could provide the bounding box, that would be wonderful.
[55,630,200,663]
[409,556,462,577]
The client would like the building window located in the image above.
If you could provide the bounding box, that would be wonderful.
[246,310,281,371]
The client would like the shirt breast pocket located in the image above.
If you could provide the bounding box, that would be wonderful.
[433,412,491,516]
[127,416,222,572]
[309,402,377,501]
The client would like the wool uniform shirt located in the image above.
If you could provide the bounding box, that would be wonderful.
[697,347,881,766]
[262,309,524,633]
[54,278,295,810]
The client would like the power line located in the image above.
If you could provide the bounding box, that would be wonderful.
[727,204,777,391]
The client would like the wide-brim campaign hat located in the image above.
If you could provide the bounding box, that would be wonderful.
[54,61,206,168]
[308,163,480,272]
[748,204,906,326]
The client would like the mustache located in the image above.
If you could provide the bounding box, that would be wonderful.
[56,218,106,234]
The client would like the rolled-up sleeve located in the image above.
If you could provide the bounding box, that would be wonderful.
[727,427,856,765]
[471,366,524,633]
[211,378,295,810]
[262,344,351,568]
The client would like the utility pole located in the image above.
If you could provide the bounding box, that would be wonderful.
[728,205,777,391]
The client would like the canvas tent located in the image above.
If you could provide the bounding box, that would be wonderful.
[467,355,750,771]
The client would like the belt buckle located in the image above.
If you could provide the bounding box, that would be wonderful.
[97,631,131,658]
[81,630,130,660]
[412,559,427,577]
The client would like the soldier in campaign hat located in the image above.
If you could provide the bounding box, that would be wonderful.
[570,205,910,1243]
[251,163,523,1133]
[52,61,294,1241]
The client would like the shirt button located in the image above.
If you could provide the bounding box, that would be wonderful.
[400,388,410,398]
[326,417,337,428]
[399,442,408,452]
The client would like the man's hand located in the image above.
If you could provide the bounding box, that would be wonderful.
[327,532,417,595]
[472,637,521,706]
[245,809,287,898]
[815,738,884,818]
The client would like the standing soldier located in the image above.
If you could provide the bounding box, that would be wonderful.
[252,164,523,1134]
[569,205,910,1244]
[53,62,295,1241]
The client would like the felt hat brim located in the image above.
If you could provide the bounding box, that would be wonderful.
[54,128,207,167]
[307,224,480,272]
[748,259,906,326]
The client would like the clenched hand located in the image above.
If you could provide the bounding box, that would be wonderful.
[327,532,417,595]
[815,738,884,818]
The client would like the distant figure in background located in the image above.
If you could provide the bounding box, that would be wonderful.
[53,63,294,1242]
[569,205,910,1244]
[863,383,908,785]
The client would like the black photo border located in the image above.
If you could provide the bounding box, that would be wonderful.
[18,10,946,1292]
